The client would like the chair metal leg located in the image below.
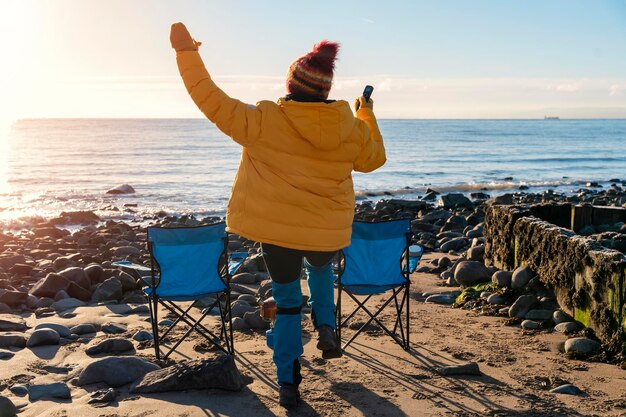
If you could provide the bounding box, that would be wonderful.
[151,295,161,361]
[406,283,410,350]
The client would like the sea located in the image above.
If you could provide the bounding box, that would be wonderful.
[1,118,624,229]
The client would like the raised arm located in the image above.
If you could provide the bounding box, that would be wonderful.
[170,23,262,147]
[353,97,386,172]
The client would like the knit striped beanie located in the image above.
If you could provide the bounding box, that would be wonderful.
[286,40,339,100]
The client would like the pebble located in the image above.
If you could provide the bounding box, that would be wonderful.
[0,315,27,332]
[128,305,150,315]
[0,334,27,349]
[524,309,553,321]
[243,311,270,330]
[35,323,71,338]
[237,294,258,305]
[0,350,14,360]
[158,319,174,327]
[70,324,98,335]
[86,338,135,355]
[132,330,154,342]
[26,328,60,347]
[511,265,534,289]
[232,317,249,331]
[564,337,601,354]
[101,322,127,334]
[231,300,257,318]
[425,294,456,305]
[9,384,28,396]
[28,382,71,401]
[435,362,481,376]
[549,384,582,395]
[509,295,536,318]
[552,310,573,324]
[88,388,116,404]
[554,322,580,333]
[486,294,507,305]
[521,320,541,330]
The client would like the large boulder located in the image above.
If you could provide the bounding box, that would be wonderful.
[130,355,250,393]
[509,295,537,318]
[29,273,70,298]
[0,291,28,308]
[92,278,123,302]
[77,356,160,387]
[454,261,491,286]
[58,267,91,291]
[438,193,472,209]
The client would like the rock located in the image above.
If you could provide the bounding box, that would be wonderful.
[231,273,256,285]
[101,322,127,334]
[0,334,27,348]
[237,294,258,306]
[438,193,472,209]
[118,272,138,291]
[0,350,14,360]
[92,278,123,302]
[554,322,580,333]
[9,385,27,396]
[440,237,468,252]
[112,246,141,257]
[86,338,135,355]
[230,300,257,318]
[77,356,160,387]
[52,210,100,225]
[243,311,270,330]
[438,256,452,269]
[70,324,98,335]
[0,291,28,308]
[132,330,153,342]
[434,362,481,376]
[525,309,553,321]
[564,337,601,354]
[158,319,173,327]
[0,304,10,314]
[35,323,71,338]
[66,282,92,301]
[58,267,91,290]
[425,294,456,305]
[454,261,492,286]
[106,184,135,195]
[231,317,248,331]
[550,384,582,395]
[130,354,250,393]
[88,388,116,405]
[28,382,71,401]
[54,290,70,301]
[26,329,60,347]
[51,297,86,312]
[85,264,105,283]
[491,271,512,288]
[467,245,485,262]
[128,305,150,315]
[0,396,16,417]
[486,294,507,305]
[511,265,534,289]
[553,310,573,324]
[491,193,514,205]
[0,315,27,332]
[509,295,537,318]
[521,320,540,330]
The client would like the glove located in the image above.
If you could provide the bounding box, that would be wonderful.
[170,22,202,52]
[354,96,374,112]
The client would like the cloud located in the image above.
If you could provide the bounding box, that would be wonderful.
[555,83,580,92]
[357,16,375,24]
[609,84,625,96]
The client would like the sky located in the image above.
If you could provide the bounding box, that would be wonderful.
[0,0,625,121]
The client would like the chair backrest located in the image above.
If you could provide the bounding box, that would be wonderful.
[147,223,227,297]
[340,220,410,287]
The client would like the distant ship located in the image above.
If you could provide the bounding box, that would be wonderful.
[544,116,560,120]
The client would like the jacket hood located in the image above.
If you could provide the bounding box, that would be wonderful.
[277,99,355,151]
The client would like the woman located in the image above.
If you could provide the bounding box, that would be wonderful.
[170,22,386,407]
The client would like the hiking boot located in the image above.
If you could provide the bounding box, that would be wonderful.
[316,325,338,351]
[322,346,343,360]
[279,383,300,408]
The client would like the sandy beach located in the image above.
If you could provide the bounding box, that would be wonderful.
[0,189,624,417]
[1,254,625,417]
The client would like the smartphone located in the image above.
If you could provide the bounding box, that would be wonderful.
[363,85,374,102]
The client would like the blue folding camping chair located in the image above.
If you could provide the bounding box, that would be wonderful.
[113,223,247,361]
[335,219,422,351]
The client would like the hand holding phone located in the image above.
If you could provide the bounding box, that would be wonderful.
[363,85,374,102]
[355,85,374,112]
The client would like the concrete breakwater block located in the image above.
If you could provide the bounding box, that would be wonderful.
[484,204,626,354]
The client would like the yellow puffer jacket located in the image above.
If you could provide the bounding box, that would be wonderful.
[176,51,386,251]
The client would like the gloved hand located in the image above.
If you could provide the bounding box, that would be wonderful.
[354,96,374,112]
[170,22,202,52]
